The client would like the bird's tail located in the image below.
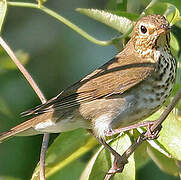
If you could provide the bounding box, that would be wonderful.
[0,118,39,142]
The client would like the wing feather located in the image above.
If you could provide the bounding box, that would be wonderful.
[22,43,156,116]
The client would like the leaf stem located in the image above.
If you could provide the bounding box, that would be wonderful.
[7,1,112,46]
[7,1,129,47]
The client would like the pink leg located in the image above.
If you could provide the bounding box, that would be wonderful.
[98,138,126,174]
[87,121,162,177]
[104,121,155,136]
[87,130,126,174]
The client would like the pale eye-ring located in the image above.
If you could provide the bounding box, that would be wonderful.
[140,25,148,34]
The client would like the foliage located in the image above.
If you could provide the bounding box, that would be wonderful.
[0,0,181,180]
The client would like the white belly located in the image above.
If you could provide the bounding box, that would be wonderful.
[34,117,90,133]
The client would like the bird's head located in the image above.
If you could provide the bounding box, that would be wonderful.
[132,14,171,56]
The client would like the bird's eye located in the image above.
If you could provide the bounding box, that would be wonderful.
[140,25,147,34]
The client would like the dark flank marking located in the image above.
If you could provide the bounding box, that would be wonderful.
[163,66,168,73]
[160,64,164,68]
[163,99,166,104]
[164,94,168,99]
[156,105,160,109]
[143,98,148,103]
[166,61,169,68]
[169,89,172,94]
[171,75,175,82]
[170,64,173,71]
[165,78,170,84]
[160,92,165,96]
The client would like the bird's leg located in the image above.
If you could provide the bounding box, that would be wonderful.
[104,121,155,136]
[98,138,127,174]
[87,130,127,174]
[105,120,162,141]
[87,120,162,176]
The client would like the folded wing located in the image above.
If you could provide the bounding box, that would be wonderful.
[22,45,156,116]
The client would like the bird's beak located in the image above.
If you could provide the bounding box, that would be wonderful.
[157,24,171,35]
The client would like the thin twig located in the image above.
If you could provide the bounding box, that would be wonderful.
[105,88,181,180]
[0,36,49,180]
[40,133,50,179]
[0,37,46,103]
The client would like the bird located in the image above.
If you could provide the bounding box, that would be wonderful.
[0,15,177,170]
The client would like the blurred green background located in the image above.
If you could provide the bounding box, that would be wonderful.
[0,0,180,180]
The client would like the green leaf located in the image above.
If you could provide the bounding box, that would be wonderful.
[144,2,181,25]
[0,50,29,71]
[108,11,139,21]
[175,65,181,91]
[175,20,181,29]
[81,134,135,180]
[167,81,181,110]
[142,109,181,161]
[106,0,127,11]
[134,140,151,170]
[144,2,168,16]
[0,0,7,33]
[147,145,179,176]
[137,126,171,158]
[31,129,97,180]
[170,33,179,58]
[80,147,111,180]
[172,83,181,96]
[49,157,87,180]
[76,8,134,33]
[0,176,21,180]
[164,3,181,25]
[160,0,181,18]
[158,111,181,161]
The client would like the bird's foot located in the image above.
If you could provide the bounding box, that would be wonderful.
[104,121,155,136]
[145,123,162,140]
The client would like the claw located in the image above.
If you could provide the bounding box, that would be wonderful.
[145,123,162,140]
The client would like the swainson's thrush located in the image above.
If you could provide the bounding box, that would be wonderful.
[0,14,177,172]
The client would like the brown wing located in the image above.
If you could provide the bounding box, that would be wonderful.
[22,42,156,116]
